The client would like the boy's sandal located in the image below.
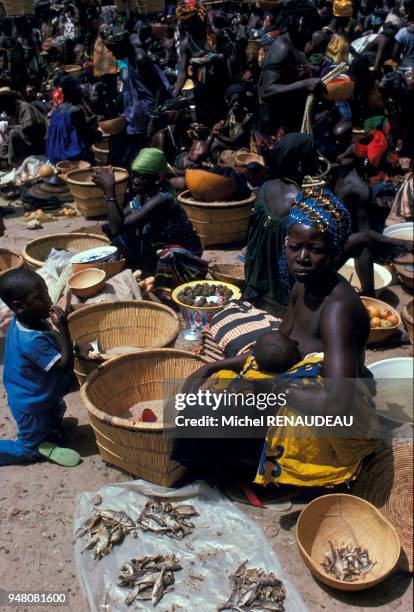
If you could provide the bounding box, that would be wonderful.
[37,441,81,467]
[223,482,303,509]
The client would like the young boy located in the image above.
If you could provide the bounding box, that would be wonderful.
[0,267,80,467]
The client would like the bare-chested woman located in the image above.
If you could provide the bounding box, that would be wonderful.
[173,188,379,495]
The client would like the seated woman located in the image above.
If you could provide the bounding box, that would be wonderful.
[245,133,319,308]
[210,85,253,156]
[173,189,379,498]
[46,76,99,164]
[92,148,208,301]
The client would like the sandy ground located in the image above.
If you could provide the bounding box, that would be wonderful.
[0,200,412,612]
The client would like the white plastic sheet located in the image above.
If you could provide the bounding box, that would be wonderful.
[74,480,308,612]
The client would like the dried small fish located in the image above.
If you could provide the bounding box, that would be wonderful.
[118,554,181,607]
[76,508,135,560]
[219,562,285,611]
[322,541,376,582]
[137,500,198,539]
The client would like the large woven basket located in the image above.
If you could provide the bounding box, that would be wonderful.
[80,349,209,486]
[22,233,110,270]
[66,167,128,218]
[0,248,24,276]
[352,444,413,572]
[68,301,180,384]
[2,0,34,15]
[209,263,245,289]
[178,190,255,247]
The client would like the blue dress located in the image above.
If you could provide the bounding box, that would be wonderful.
[46,103,92,164]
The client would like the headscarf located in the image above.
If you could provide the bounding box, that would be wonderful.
[287,187,351,251]
[176,0,207,23]
[354,131,389,168]
[271,133,316,178]
[131,148,174,176]
[333,0,353,18]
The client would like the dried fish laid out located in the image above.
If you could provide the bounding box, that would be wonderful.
[118,554,182,606]
[218,561,286,611]
[76,509,137,560]
[137,499,199,539]
[322,541,377,582]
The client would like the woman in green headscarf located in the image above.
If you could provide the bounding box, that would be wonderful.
[92,148,208,301]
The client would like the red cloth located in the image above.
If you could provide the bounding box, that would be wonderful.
[354,130,388,168]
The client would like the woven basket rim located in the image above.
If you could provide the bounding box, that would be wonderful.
[21,232,110,269]
[66,166,127,186]
[68,299,180,348]
[296,493,401,589]
[80,348,209,431]
[172,279,241,312]
[178,190,255,208]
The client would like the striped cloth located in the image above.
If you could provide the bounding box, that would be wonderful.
[209,301,281,358]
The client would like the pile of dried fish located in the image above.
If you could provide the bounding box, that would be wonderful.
[219,561,286,611]
[322,541,376,582]
[137,499,198,539]
[118,554,182,606]
[76,509,136,560]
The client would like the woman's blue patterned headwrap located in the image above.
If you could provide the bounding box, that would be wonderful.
[278,187,351,291]
[287,187,351,251]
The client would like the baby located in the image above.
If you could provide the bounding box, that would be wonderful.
[252,331,301,374]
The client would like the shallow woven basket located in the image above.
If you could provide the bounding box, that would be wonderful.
[296,493,401,590]
[66,167,128,218]
[91,143,110,167]
[68,301,180,384]
[401,299,413,346]
[209,263,246,289]
[22,233,110,270]
[2,0,34,15]
[178,190,255,247]
[80,349,208,486]
[56,160,91,181]
[352,444,413,572]
[0,248,24,276]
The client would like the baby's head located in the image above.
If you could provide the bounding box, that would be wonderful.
[0,268,52,323]
[253,331,301,374]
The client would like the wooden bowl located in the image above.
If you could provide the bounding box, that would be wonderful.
[296,494,401,591]
[185,168,240,202]
[209,263,245,288]
[360,296,401,345]
[68,268,106,299]
[235,152,265,167]
[98,116,126,136]
[56,160,91,180]
[62,64,82,78]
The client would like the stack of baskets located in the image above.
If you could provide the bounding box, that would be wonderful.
[22,233,110,270]
[68,301,180,384]
[80,349,208,486]
[178,190,255,247]
[92,142,110,166]
[2,0,34,16]
[66,167,128,218]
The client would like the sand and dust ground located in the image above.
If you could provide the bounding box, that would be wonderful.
[0,201,412,612]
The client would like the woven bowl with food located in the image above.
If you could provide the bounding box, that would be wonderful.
[296,493,400,591]
[22,233,110,270]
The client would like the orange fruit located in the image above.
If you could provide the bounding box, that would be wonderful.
[379,308,391,319]
[371,317,381,328]
[367,306,380,319]
[386,314,399,326]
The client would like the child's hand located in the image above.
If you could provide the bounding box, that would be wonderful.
[49,306,68,330]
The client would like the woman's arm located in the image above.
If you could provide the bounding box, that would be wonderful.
[182,354,249,394]
[174,45,189,96]
[214,114,253,146]
[122,193,174,230]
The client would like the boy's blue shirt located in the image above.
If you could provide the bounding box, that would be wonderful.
[3,316,71,414]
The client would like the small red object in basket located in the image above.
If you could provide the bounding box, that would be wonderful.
[140,408,157,423]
